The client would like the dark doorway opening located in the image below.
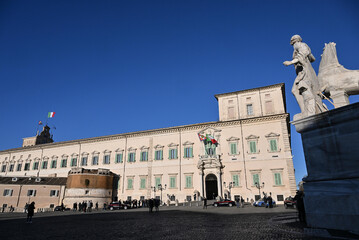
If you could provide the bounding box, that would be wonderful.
[205,174,218,200]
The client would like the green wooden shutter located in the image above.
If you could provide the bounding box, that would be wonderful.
[155,177,161,188]
[233,175,239,186]
[250,141,257,153]
[270,139,277,152]
[190,147,193,157]
[170,177,175,188]
[253,174,259,185]
[140,178,146,189]
[274,173,282,185]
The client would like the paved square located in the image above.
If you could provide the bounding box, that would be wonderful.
[0,206,314,240]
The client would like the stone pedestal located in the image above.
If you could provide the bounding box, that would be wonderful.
[292,102,359,233]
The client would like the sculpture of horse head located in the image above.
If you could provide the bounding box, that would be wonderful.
[318,42,359,108]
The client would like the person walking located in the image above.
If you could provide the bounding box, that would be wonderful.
[95,202,98,211]
[148,198,154,213]
[235,197,240,208]
[241,197,245,208]
[154,198,160,212]
[203,197,207,209]
[73,202,77,211]
[26,202,35,223]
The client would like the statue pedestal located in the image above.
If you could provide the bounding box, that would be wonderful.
[292,102,359,233]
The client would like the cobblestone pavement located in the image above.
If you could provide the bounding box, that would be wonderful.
[0,206,323,240]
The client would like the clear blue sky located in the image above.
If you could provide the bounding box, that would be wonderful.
[1,0,359,186]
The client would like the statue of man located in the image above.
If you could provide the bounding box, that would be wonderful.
[283,35,327,119]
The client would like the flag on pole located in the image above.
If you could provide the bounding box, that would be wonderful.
[38,121,43,125]
[206,134,218,144]
[198,133,206,141]
[48,112,55,118]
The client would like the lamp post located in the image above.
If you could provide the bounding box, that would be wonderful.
[255,182,265,199]
[151,186,156,198]
[223,182,233,200]
[158,184,167,205]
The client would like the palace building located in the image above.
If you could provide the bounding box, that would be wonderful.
[0,83,296,210]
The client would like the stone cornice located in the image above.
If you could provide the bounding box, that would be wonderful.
[214,83,284,100]
[0,113,289,154]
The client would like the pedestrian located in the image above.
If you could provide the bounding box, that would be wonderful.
[241,197,244,208]
[83,201,87,212]
[148,198,154,213]
[95,202,98,211]
[79,202,82,212]
[294,191,306,223]
[103,202,107,210]
[203,197,207,209]
[88,201,92,212]
[73,202,77,211]
[268,195,273,208]
[61,203,64,211]
[26,202,35,223]
[235,197,240,208]
[10,205,14,212]
[154,198,160,212]
[24,203,29,213]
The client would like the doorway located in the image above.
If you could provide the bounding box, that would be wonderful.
[205,174,218,200]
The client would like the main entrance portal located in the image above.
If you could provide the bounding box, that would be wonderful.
[205,174,218,200]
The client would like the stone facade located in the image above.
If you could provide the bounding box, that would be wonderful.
[0,83,296,206]
[0,176,66,211]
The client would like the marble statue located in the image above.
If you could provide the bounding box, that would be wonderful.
[318,42,359,108]
[283,35,327,120]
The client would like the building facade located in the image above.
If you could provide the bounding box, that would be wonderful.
[0,83,296,207]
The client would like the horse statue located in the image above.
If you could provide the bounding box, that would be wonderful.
[318,42,359,108]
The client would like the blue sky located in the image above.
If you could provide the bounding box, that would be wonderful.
[1,0,358,185]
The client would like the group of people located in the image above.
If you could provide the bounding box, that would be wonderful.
[73,200,98,212]
[147,198,160,213]
[235,197,245,208]
[263,194,274,208]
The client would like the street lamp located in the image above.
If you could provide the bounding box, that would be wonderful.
[151,186,156,198]
[255,182,265,199]
[223,182,233,200]
[158,184,167,205]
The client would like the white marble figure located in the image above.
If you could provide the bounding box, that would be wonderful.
[318,42,359,108]
[283,35,327,120]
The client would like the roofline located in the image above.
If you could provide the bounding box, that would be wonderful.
[214,83,285,100]
[0,113,289,154]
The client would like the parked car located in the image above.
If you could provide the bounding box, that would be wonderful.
[213,199,236,207]
[284,197,296,209]
[253,198,276,207]
[54,206,70,211]
[108,202,130,210]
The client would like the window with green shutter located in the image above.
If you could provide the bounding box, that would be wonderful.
[71,158,77,167]
[155,150,163,160]
[232,174,239,186]
[274,173,282,185]
[33,162,39,170]
[140,151,148,162]
[127,178,133,189]
[184,147,193,158]
[170,176,176,188]
[169,149,177,159]
[155,177,161,188]
[185,175,192,188]
[140,178,146,189]
[61,159,67,168]
[42,161,48,169]
[128,152,135,162]
[250,141,257,153]
[270,139,278,152]
[115,153,123,163]
[252,174,260,185]
[230,143,237,155]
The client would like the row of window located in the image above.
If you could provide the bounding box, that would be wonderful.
[126,175,193,190]
[0,138,279,172]
[3,189,59,197]
[125,172,283,191]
